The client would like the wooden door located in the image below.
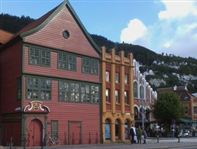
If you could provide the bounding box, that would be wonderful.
[28,119,42,146]
[69,121,81,144]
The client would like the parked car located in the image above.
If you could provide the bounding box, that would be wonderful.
[179,129,191,137]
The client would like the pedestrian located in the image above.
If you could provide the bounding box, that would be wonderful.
[175,126,180,143]
[130,124,135,144]
[137,126,142,144]
[142,128,147,144]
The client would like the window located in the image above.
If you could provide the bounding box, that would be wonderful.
[134,82,138,98]
[106,71,110,82]
[115,90,120,103]
[82,57,99,75]
[70,83,80,102]
[194,107,197,114]
[184,106,189,114]
[29,46,50,66]
[115,73,119,83]
[125,74,128,84]
[51,120,58,139]
[106,89,110,102]
[105,119,111,140]
[124,91,129,104]
[140,86,144,99]
[27,77,51,100]
[80,84,90,103]
[90,85,99,103]
[59,80,99,104]
[63,30,70,39]
[58,52,76,71]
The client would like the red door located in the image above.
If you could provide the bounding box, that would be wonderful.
[69,122,81,144]
[28,119,42,146]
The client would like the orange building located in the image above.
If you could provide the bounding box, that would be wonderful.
[101,47,134,143]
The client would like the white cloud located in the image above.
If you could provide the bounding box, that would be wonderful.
[120,18,148,43]
[119,0,197,58]
[159,0,197,20]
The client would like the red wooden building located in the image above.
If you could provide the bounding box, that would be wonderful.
[0,0,101,146]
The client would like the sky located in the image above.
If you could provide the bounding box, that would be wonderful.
[0,0,197,58]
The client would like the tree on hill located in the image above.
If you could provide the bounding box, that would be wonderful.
[153,92,183,133]
[0,13,34,33]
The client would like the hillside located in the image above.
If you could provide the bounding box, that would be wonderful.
[1,13,197,93]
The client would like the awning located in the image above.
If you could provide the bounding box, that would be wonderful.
[179,118,192,123]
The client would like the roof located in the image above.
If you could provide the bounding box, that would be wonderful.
[0,29,13,44]
[3,0,100,54]
[157,86,193,101]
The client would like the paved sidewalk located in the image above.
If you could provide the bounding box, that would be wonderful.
[2,137,197,149]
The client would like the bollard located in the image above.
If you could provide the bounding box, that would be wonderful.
[157,135,159,143]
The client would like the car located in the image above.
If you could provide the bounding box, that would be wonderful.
[179,129,190,137]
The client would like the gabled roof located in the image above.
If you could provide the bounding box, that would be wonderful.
[9,0,100,54]
[0,29,13,44]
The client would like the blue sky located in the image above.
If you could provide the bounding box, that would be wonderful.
[1,0,197,58]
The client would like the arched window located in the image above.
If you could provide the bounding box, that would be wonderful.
[134,81,138,98]
[134,107,139,120]
[125,119,130,139]
[146,109,150,121]
[140,86,144,99]
[115,119,121,140]
[105,119,111,140]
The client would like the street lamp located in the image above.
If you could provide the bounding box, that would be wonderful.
[141,100,145,129]
[141,78,146,130]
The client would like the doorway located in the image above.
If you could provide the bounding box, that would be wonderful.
[28,119,43,146]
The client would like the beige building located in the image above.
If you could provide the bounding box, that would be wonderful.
[101,47,134,143]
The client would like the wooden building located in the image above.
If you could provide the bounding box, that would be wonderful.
[0,0,101,146]
[101,47,134,143]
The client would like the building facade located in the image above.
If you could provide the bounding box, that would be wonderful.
[101,47,134,143]
[158,86,197,128]
[133,59,157,128]
[0,1,101,146]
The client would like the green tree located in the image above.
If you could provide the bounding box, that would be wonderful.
[153,92,183,131]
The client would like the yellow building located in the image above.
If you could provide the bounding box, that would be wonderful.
[101,47,134,143]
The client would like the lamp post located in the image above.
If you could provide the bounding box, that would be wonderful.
[141,78,146,130]
[141,99,145,129]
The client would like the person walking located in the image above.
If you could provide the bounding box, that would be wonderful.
[130,125,135,144]
[137,126,142,144]
[142,128,147,144]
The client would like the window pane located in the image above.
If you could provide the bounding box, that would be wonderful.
[26,77,51,100]
[115,90,120,103]
[51,120,58,139]
[106,89,110,102]
[115,73,119,83]
[29,46,50,66]
[125,74,128,84]
[124,91,129,104]
[82,57,98,75]
[106,71,110,82]
[59,80,99,104]
[134,82,138,98]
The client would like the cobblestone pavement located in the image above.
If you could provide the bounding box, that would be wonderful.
[2,137,197,149]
